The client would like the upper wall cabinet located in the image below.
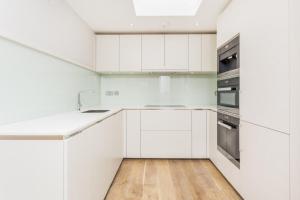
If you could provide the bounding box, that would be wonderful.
[120,35,142,72]
[202,34,217,72]
[189,34,202,72]
[142,34,165,70]
[96,35,119,72]
[165,34,189,70]
[95,34,217,73]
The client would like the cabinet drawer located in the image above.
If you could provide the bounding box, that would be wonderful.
[141,131,191,158]
[141,110,191,131]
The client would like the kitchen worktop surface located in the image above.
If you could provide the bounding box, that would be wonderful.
[0,105,216,139]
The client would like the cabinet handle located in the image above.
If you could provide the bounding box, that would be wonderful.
[217,87,233,92]
[218,121,233,130]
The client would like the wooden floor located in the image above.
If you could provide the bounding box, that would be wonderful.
[106,159,242,200]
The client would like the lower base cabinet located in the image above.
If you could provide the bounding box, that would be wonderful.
[141,131,192,158]
[240,122,290,200]
[0,112,123,200]
[66,112,123,200]
[125,109,209,159]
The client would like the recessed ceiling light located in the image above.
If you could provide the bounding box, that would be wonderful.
[133,0,203,16]
[130,23,134,27]
[195,22,200,26]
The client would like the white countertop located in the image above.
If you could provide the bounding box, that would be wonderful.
[0,105,216,140]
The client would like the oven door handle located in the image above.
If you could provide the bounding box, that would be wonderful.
[218,121,233,130]
[217,87,234,92]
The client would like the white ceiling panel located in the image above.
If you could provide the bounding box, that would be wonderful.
[66,0,230,33]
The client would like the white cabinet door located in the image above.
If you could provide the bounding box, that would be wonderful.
[207,111,217,163]
[141,110,191,131]
[120,35,142,72]
[96,35,119,72]
[202,34,217,72]
[165,34,189,70]
[142,34,165,71]
[141,131,191,158]
[240,122,289,200]
[191,110,207,158]
[126,110,141,158]
[65,113,123,200]
[0,140,64,200]
[189,34,202,72]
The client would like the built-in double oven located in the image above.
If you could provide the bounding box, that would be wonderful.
[217,35,240,168]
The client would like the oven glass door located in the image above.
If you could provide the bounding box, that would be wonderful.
[218,89,239,108]
[217,120,240,160]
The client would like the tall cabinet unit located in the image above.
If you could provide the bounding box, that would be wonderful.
[217,0,292,199]
[290,0,300,199]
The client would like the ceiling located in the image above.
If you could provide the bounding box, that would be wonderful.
[66,0,230,33]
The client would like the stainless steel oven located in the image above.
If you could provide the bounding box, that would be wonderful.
[217,112,240,168]
[217,77,239,109]
[218,35,240,78]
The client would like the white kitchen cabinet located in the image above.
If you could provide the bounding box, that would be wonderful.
[191,110,207,158]
[240,122,290,200]
[189,34,202,72]
[207,110,217,162]
[120,35,142,72]
[65,112,123,200]
[126,110,141,158]
[141,131,191,158]
[0,140,64,200]
[141,110,191,131]
[202,34,217,72]
[142,34,165,70]
[165,34,189,70]
[290,0,300,199]
[96,35,119,72]
[218,0,290,133]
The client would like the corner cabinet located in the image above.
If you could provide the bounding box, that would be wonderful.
[95,34,217,73]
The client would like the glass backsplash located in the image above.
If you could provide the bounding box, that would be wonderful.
[0,37,100,125]
[99,74,217,107]
[0,36,217,125]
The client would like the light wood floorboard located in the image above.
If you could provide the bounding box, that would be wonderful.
[106,159,242,200]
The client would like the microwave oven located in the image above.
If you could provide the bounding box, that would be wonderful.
[218,36,240,77]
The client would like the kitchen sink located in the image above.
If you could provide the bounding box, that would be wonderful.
[81,110,110,113]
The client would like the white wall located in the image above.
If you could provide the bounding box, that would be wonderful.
[0,0,95,70]
[290,0,300,199]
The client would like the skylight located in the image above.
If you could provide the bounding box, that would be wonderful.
[132,0,203,16]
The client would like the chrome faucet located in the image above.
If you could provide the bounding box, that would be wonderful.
[77,90,95,111]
